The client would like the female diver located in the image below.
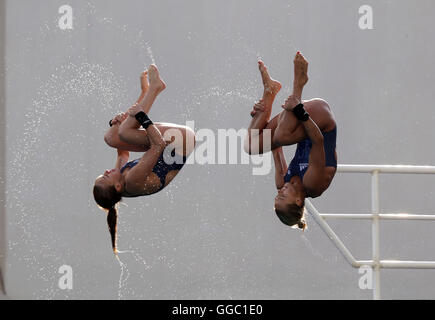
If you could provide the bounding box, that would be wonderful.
[244,52,337,230]
[93,65,195,253]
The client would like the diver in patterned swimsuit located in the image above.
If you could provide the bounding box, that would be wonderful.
[244,52,337,230]
[93,64,195,253]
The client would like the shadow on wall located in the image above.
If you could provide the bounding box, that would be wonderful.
[0,0,6,295]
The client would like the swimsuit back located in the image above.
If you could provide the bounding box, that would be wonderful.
[120,149,187,197]
[284,127,337,183]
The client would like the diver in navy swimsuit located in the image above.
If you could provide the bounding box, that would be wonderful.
[93,64,195,253]
[244,52,337,230]
[120,149,187,197]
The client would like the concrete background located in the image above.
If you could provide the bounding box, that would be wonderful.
[2,0,435,299]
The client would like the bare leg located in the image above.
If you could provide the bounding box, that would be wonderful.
[273,52,310,147]
[133,70,149,107]
[273,53,336,147]
[105,127,150,152]
[118,65,166,145]
[118,65,195,156]
[104,70,152,150]
[135,69,159,114]
[111,122,193,155]
[244,61,282,155]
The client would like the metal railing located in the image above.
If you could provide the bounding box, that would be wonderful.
[305,164,435,300]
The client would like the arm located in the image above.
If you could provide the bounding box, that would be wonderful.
[124,123,166,191]
[104,118,150,152]
[273,147,287,189]
[281,96,326,194]
[244,100,283,155]
[104,121,123,148]
[115,149,130,170]
[272,52,309,148]
[104,112,148,151]
[104,109,137,149]
[301,118,325,148]
[104,94,152,150]
[283,52,326,194]
[300,116,326,195]
[104,71,149,147]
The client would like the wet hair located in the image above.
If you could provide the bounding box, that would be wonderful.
[275,203,307,231]
[93,184,122,253]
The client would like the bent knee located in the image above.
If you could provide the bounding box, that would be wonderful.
[305,98,330,111]
[118,127,128,143]
[104,134,115,148]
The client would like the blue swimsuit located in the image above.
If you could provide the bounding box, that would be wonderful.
[284,127,337,183]
[120,149,187,197]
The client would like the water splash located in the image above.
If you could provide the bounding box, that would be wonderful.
[115,249,151,299]
[146,44,156,65]
[114,253,130,300]
[7,60,130,299]
[5,0,164,297]
[300,233,335,263]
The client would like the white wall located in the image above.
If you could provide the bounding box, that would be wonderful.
[3,0,435,299]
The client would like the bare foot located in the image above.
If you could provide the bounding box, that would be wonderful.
[293,52,309,89]
[258,60,282,95]
[147,64,166,93]
[140,70,149,92]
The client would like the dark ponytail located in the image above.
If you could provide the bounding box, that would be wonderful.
[297,218,307,231]
[107,206,118,254]
[275,203,307,231]
[93,184,122,254]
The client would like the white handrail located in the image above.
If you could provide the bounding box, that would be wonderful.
[338,164,435,174]
[321,213,435,220]
[305,201,360,268]
[305,164,435,300]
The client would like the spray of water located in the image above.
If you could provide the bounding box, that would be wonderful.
[299,216,336,263]
[114,253,129,300]
[114,249,151,300]
[146,45,156,65]
[7,2,157,297]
